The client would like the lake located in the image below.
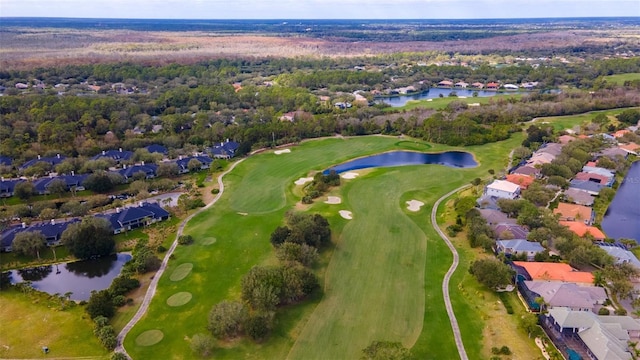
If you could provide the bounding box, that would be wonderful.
[601,161,640,242]
[324,150,478,174]
[377,88,513,107]
[7,253,132,301]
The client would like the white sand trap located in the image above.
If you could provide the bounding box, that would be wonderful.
[274,149,291,155]
[295,177,313,185]
[427,99,433,102]
[341,172,359,179]
[237,212,248,216]
[458,96,468,99]
[469,103,480,107]
[406,200,425,212]
[325,196,342,204]
[339,210,353,220]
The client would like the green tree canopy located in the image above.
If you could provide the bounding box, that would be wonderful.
[469,259,515,290]
[12,231,47,259]
[62,216,115,259]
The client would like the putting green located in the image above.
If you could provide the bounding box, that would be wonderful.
[135,330,164,346]
[169,263,193,281]
[201,237,216,245]
[166,292,192,307]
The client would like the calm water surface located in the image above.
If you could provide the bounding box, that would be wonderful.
[377,88,514,107]
[7,253,131,301]
[602,161,640,242]
[325,150,477,174]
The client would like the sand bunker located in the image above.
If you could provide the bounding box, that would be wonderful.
[325,196,342,204]
[341,172,359,179]
[406,200,425,212]
[295,177,313,185]
[339,210,353,220]
[274,149,291,155]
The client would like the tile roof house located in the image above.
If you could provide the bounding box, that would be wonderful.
[559,221,606,241]
[537,143,564,157]
[558,135,576,145]
[523,281,607,311]
[582,166,615,178]
[484,180,521,200]
[553,203,595,225]
[91,148,134,163]
[1,219,80,252]
[496,239,544,261]
[544,307,640,360]
[597,147,629,160]
[471,82,484,89]
[454,81,469,88]
[563,188,595,206]
[32,174,88,194]
[208,139,240,159]
[597,243,640,270]
[618,143,640,156]
[117,164,158,182]
[493,223,530,240]
[437,80,453,87]
[486,82,500,90]
[505,174,535,190]
[575,171,615,187]
[97,202,170,234]
[526,152,556,166]
[512,261,594,284]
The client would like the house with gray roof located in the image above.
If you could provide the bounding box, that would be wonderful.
[1,219,80,252]
[597,243,640,270]
[19,154,66,171]
[511,165,541,177]
[544,307,640,360]
[91,148,134,163]
[583,166,616,178]
[523,281,607,311]
[478,208,516,226]
[537,143,564,157]
[145,144,168,155]
[207,139,240,159]
[96,202,170,234]
[493,223,529,240]
[563,188,595,206]
[496,239,544,261]
[569,179,606,195]
[117,164,158,182]
[0,178,24,198]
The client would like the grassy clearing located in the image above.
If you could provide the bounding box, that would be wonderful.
[386,93,523,111]
[533,107,640,132]
[603,73,640,85]
[0,289,108,359]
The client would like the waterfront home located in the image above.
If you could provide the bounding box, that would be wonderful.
[437,80,453,87]
[554,203,595,225]
[471,82,484,89]
[597,243,640,270]
[559,221,606,241]
[563,188,595,206]
[454,81,468,88]
[569,179,606,195]
[523,281,607,311]
[512,261,594,284]
[495,239,544,261]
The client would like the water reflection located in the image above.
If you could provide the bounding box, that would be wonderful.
[17,265,53,282]
[324,150,478,174]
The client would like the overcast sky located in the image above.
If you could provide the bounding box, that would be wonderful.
[1,0,638,19]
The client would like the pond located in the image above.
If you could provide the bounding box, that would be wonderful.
[324,150,477,174]
[601,161,640,242]
[376,88,515,107]
[6,253,132,301]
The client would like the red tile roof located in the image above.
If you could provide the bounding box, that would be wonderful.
[553,203,593,223]
[505,174,535,189]
[514,261,594,283]
[559,221,606,240]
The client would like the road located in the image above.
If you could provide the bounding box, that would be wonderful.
[115,159,245,359]
[431,184,471,360]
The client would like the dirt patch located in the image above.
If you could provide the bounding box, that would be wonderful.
[274,149,291,155]
[325,196,342,204]
[339,210,353,220]
[406,200,425,212]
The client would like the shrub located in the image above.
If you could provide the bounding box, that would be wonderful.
[178,235,194,245]
[157,245,167,253]
[211,188,220,194]
[112,295,126,307]
[615,308,627,315]
[598,307,610,315]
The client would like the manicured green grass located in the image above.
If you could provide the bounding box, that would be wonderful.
[386,93,523,111]
[603,73,640,85]
[0,246,72,271]
[0,289,108,359]
[124,135,522,359]
[533,107,640,132]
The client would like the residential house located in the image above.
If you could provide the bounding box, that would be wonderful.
[1,219,80,251]
[582,166,616,179]
[597,243,640,270]
[91,148,134,163]
[503,83,519,90]
[0,156,12,167]
[484,180,521,199]
[145,144,168,155]
[521,81,539,89]
[0,178,23,198]
[493,223,530,240]
[512,261,594,284]
[19,154,66,171]
[454,81,468,88]
[619,143,640,156]
[559,221,606,241]
[471,82,484,89]
[558,135,576,145]
[569,179,606,195]
[613,130,631,138]
[478,208,516,226]
[523,281,607,312]
[526,152,556,167]
[543,307,640,360]
[97,202,170,234]
[511,165,541,177]
[574,172,614,187]
[174,155,213,174]
[537,143,564,157]
[505,174,534,190]
[437,80,453,87]
[563,188,595,206]
[208,139,240,159]
[33,174,89,195]
[597,147,629,160]
[496,239,544,261]
[554,203,594,225]
[486,82,500,90]
[117,164,158,182]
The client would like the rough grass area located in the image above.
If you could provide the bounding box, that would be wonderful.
[533,107,640,132]
[603,73,640,85]
[0,289,108,359]
[387,93,523,111]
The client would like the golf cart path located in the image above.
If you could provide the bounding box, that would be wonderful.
[431,184,470,360]
[115,159,245,358]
